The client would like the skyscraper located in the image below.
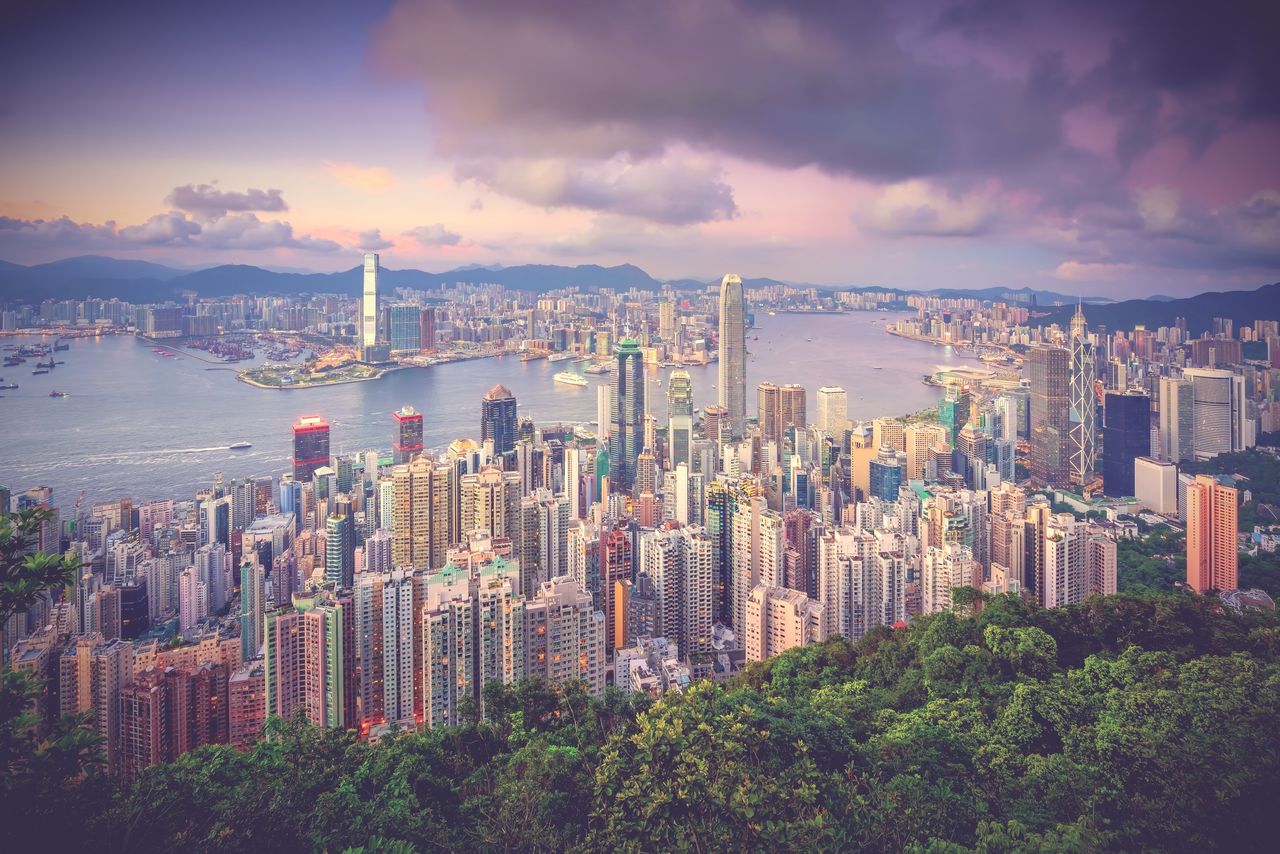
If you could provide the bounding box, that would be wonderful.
[1102,391,1151,497]
[717,273,746,435]
[815,386,847,435]
[1029,345,1071,487]
[608,338,644,492]
[1158,376,1194,462]
[387,303,421,353]
[480,384,518,458]
[392,405,424,465]
[1183,368,1249,459]
[325,513,354,589]
[1069,302,1098,483]
[639,525,714,659]
[743,585,825,663]
[668,369,694,470]
[524,576,605,696]
[292,415,330,482]
[361,252,380,354]
[391,455,452,571]
[1186,474,1238,593]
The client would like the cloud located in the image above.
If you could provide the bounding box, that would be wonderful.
[457,154,737,225]
[324,161,395,193]
[0,211,338,254]
[165,183,287,218]
[117,211,203,245]
[199,213,339,252]
[1053,260,1135,281]
[357,228,394,250]
[403,223,462,247]
[858,180,997,237]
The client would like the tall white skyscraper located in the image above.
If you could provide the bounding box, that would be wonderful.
[1068,303,1097,483]
[816,386,848,435]
[361,252,380,353]
[1183,368,1249,459]
[717,273,746,436]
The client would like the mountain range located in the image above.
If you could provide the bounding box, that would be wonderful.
[2,255,1275,334]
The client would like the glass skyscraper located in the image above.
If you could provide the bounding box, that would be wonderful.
[717,273,746,436]
[480,384,518,457]
[361,253,380,352]
[609,339,645,491]
[1102,391,1151,497]
[387,304,421,353]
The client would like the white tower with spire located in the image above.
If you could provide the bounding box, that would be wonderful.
[1069,299,1097,484]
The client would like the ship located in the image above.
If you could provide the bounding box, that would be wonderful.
[0,383,17,390]
[49,391,69,398]
[229,441,252,450]
[547,352,575,362]
[32,369,49,375]
[554,371,588,387]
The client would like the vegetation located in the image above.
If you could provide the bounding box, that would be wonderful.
[5,509,1280,851]
[1117,526,1187,594]
[1182,448,1280,532]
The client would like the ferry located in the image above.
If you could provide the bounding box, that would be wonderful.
[547,352,575,362]
[49,390,69,398]
[229,441,252,450]
[554,371,588,387]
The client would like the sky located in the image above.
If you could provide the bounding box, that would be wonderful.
[1,0,1277,296]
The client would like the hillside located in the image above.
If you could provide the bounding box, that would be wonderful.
[1038,282,1280,336]
[12,592,1279,852]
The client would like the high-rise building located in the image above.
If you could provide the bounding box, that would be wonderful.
[757,382,806,445]
[1186,474,1238,593]
[730,495,783,632]
[387,303,421,353]
[1069,302,1098,483]
[1134,457,1178,515]
[1102,391,1151,497]
[1158,377,1194,462]
[391,455,452,571]
[904,423,947,481]
[120,670,168,781]
[325,513,354,589]
[1029,345,1071,487]
[937,385,970,449]
[292,416,331,482]
[608,339,645,492]
[228,662,266,751]
[816,386,848,436]
[659,299,677,342]
[717,274,747,435]
[354,569,419,728]
[392,405,424,465]
[1183,368,1249,459]
[639,525,714,659]
[480,384,518,458]
[524,575,605,696]
[419,306,436,352]
[667,369,694,470]
[264,591,356,729]
[239,560,265,661]
[869,446,905,502]
[361,253,380,354]
[743,585,825,662]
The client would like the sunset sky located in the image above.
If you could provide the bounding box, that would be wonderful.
[1,0,1277,295]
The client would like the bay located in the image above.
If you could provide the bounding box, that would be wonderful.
[0,311,976,504]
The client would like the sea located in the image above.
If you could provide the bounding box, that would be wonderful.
[0,311,978,505]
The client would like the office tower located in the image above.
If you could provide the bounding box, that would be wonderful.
[418,306,436,351]
[869,446,905,502]
[757,382,780,444]
[235,560,264,658]
[292,416,331,482]
[393,406,424,465]
[1183,368,1249,459]
[743,585,825,662]
[264,591,356,729]
[904,423,947,481]
[391,455,452,571]
[659,298,677,342]
[1029,345,1071,487]
[1102,391,1151,496]
[937,385,970,449]
[1186,475,1238,593]
[387,303,421,353]
[480,384,518,458]
[816,386,848,435]
[1069,302,1098,483]
[717,273,747,435]
[639,525,714,658]
[228,662,266,751]
[361,252,379,353]
[325,513,354,589]
[1134,457,1178,514]
[608,339,645,492]
[1158,377,1194,462]
[954,424,988,490]
[668,369,694,469]
[524,576,605,696]
[730,496,784,633]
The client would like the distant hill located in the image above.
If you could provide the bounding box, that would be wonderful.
[25,255,190,281]
[1038,282,1280,336]
[924,285,1112,305]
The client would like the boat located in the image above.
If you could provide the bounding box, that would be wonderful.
[547,352,574,362]
[0,384,17,390]
[873,366,883,370]
[49,391,69,398]
[229,441,252,450]
[554,371,588,387]
[32,369,49,375]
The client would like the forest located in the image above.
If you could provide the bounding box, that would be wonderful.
[5,589,1279,853]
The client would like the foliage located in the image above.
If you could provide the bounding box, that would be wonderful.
[8,591,1280,852]
[0,508,83,629]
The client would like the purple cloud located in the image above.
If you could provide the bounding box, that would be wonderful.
[166,183,288,218]
[357,228,394,250]
[403,223,462,247]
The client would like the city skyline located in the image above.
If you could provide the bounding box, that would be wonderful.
[1,1,1277,296]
